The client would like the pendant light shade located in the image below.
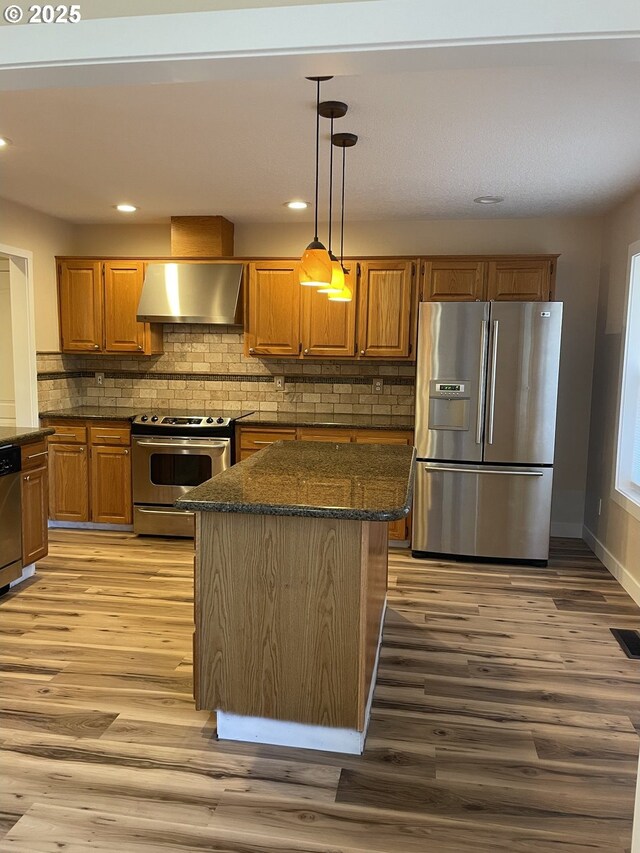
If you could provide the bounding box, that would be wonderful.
[317,251,345,293]
[299,77,332,286]
[328,131,358,302]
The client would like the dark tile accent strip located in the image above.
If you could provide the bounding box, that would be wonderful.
[38,370,415,386]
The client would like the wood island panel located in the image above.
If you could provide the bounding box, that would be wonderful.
[195,512,388,731]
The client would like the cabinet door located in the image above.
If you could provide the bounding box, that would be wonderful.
[353,430,413,540]
[487,259,552,301]
[58,260,103,352]
[91,445,132,525]
[48,443,89,522]
[104,261,147,353]
[358,260,415,358]
[301,262,357,358]
[422,259,486,301]
[246,261,301,357]
[21,465,48,564]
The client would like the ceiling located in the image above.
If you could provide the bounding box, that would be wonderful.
[1,60,640,224]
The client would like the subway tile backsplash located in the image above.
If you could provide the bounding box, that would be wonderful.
[37,325,416,417]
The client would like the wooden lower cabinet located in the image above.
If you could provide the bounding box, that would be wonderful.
[48,442,89,522]
[236,424,413,541]
[90,445,132,524]
[21,459,49,565]
[43,419,132,525]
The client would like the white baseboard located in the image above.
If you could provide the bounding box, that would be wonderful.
[583,525,640,607]
[217,598,387,755]
[9,563,35,589]
[550,521,584,538]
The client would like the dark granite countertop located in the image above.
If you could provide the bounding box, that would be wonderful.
[176,440,416,520]
[40,406,139,421]
[0,426,55,449]
[237,412,414,431]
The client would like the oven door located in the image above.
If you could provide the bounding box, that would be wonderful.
[132,436,231,506]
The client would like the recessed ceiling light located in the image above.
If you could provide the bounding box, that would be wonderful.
[285,200,309,210]
[0,137,12,148]
[473,196,504,205]
[115,203,138,213]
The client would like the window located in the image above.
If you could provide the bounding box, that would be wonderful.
[616,243,640,517]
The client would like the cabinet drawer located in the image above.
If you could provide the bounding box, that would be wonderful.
[239,428,297,450]
[297,427,353,443]
[89,424,131,447]
[21,440,48,470]
[353,429,413,445]
[47,424,87,444]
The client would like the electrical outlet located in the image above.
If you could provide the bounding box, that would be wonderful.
[598,498,602,516]
[274,375,285,391]
[95,372,104,386]
[373,378,383,394]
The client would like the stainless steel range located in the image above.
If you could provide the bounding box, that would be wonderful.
[132,413,243,537]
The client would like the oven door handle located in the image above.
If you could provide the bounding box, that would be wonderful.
[133,440,229,451]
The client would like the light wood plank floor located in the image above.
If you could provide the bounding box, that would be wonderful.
[0,531,638,852]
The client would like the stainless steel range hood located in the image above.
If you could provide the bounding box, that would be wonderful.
[136,263,243,325]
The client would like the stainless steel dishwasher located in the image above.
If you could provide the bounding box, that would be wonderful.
[0,444,22,590]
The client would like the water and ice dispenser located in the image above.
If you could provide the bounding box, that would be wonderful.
[428,381,471,431]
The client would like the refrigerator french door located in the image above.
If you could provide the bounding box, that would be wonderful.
[412,301,562,563]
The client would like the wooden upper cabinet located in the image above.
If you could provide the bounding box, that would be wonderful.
[422,259,486,301]
[104,261,146,353]
[487,259,554,301]
[301,262,357,358]
[358,260,415,359]
[58,260,103,351]
[246,261,301,357]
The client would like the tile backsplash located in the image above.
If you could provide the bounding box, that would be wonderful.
[37,325,416,416]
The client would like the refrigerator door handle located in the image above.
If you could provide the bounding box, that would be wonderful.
[476,320,488,444]
[422,465,544,476]
[487,319,499,444]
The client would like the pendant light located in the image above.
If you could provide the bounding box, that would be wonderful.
[299,77,333,287]
[328,132,358,302]
[316,100,348,295]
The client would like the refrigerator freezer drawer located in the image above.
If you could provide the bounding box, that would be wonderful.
[412,462,553,562]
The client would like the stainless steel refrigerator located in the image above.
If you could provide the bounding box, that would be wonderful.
[411,301,563,564]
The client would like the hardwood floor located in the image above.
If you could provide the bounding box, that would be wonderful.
[0,531,638,852]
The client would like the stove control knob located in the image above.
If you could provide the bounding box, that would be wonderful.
[216,417,224,424]
[206,417,214,423]
[151,415,159,422]
[140,415,148,422]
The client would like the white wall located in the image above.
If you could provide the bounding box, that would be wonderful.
[0,196,75,351]
[584,190,640,604]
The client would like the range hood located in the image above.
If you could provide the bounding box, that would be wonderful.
[136,263,243,325]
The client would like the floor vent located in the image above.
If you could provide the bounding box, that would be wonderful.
[610,629,640,660]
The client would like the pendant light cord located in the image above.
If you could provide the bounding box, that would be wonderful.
[328,116,334,253]
[340,144,346,265]
[314,79,320,242]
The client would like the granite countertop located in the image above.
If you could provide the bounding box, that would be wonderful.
[0,426,55,449]
[237,412,414,431]
[176,440,416,520]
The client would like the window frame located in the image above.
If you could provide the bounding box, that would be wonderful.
[614,238,640,522]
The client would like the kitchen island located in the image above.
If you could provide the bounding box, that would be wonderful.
[177,440,415,754]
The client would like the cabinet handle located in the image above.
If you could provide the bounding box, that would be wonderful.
[54,433,77,439]
[24,474,30,482]
[124,449,129,455]
[253,440,274,445]
[93,344,100,349]
[360,350,365,355]
[249,347,255,354]
[26,451,48,460]
[304,348,309,354]
[137,345,143,351]
[95,435,121,441]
